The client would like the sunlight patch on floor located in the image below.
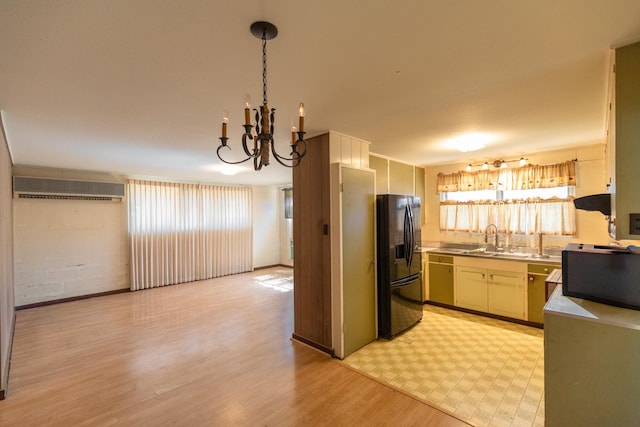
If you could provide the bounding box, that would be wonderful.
[253,269,293,292]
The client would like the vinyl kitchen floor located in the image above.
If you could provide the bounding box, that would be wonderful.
[343,305,545,427]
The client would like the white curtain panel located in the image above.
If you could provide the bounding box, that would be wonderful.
[127,180,253,291]
[439,199,576,236]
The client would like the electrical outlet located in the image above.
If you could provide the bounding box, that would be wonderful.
[630,213,640,235]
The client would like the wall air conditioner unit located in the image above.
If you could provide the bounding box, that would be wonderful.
[13,176,125,201]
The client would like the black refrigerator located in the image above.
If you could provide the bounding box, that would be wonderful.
[376,194,423,339]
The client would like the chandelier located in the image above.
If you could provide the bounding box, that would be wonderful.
[217,21,308,171]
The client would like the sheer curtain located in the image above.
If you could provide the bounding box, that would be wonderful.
[127,180,253,291]
[438,161,577,236]
[440,198,576,235]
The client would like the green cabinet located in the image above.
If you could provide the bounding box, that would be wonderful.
[369,155,389,195]
[429,254,453,305]
[389,160,414,195]
[527,263,560,324]
[613,42,640,239]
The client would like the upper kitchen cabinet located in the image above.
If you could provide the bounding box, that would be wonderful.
[389,160,414,195]
[369,155,426,222]
[611,41,640,239]
[369,155,389,194]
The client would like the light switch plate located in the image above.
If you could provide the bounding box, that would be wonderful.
[630,213,640,235]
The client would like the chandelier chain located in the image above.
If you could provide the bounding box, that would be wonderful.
[262,33,268,105]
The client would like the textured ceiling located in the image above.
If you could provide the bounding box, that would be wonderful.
[1,1,640,185]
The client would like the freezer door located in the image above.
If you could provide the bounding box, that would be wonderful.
[389,274,423,337]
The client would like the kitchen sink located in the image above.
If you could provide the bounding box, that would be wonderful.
[458,250,531,259]
[434,247,559,261]
[491,252,531,259]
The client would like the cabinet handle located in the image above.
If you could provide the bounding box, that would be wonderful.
[482,273,485,279]
[544,268,549,273]
[529,275,534,282]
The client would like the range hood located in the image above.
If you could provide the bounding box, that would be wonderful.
[573,193,615,237]
[573,194,611,216]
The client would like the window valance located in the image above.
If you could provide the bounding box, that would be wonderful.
[437,160,576,192]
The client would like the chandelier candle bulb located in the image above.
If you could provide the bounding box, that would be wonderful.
[221,111,229,138]
[291,126,297,144]
[244,94,252,125]
[298,103,305,132]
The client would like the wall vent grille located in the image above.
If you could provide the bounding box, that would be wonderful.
[13,176,125,200]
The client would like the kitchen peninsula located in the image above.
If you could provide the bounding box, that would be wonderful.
[544,288,640,426]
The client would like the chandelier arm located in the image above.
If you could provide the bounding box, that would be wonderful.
[216,145,253,165]
[241,129,255,157]
[254,155,264,171]
[270,141,303,168]
[293,136,308,158]
[270,108,275,136]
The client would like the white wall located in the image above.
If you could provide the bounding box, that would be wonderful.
[11,169,286,305]
[12,166,129,306]
[423,144,615,249]
[13,198,129,306]
[252,185,281,268]
[0,124,15,398]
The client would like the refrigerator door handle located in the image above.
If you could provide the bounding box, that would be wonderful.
[403,204,411,267]
[407,201,415,267]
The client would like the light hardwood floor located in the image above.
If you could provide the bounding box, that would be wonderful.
[0,268,469,426]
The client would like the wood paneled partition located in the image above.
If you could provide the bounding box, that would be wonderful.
[292,131,375,357]
[292,133,333,351]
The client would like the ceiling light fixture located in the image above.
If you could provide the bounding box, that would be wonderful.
[445,132,497,153]
[217,21,307,171]
[466,157,529,172]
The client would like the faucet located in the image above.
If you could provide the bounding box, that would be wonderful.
[484,224,499,251]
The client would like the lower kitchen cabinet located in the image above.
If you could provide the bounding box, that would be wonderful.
[527,263,560,324]
[429,254,453,305]
[453,255,527,321]
[455,266,525,319]
[454,266,488,311]
[488,271,526,320]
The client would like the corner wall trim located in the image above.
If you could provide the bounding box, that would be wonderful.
[291,333,334,357]
[15,288,129,311]
[253,264,293,270]
[1,312,16,400]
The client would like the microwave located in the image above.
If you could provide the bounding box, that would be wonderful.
[562,243,640,310]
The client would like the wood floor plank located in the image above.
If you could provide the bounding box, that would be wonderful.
[0,268,470,426]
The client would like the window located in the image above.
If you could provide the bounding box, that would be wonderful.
[438,161,577,236]
[127,180,253,290]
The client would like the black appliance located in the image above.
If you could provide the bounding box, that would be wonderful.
[376,194,423,339]
[562,243,640,310]
[573,193,615,237]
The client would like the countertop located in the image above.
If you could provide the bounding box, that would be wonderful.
[424,247,562,264]
[544,285,640,330]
